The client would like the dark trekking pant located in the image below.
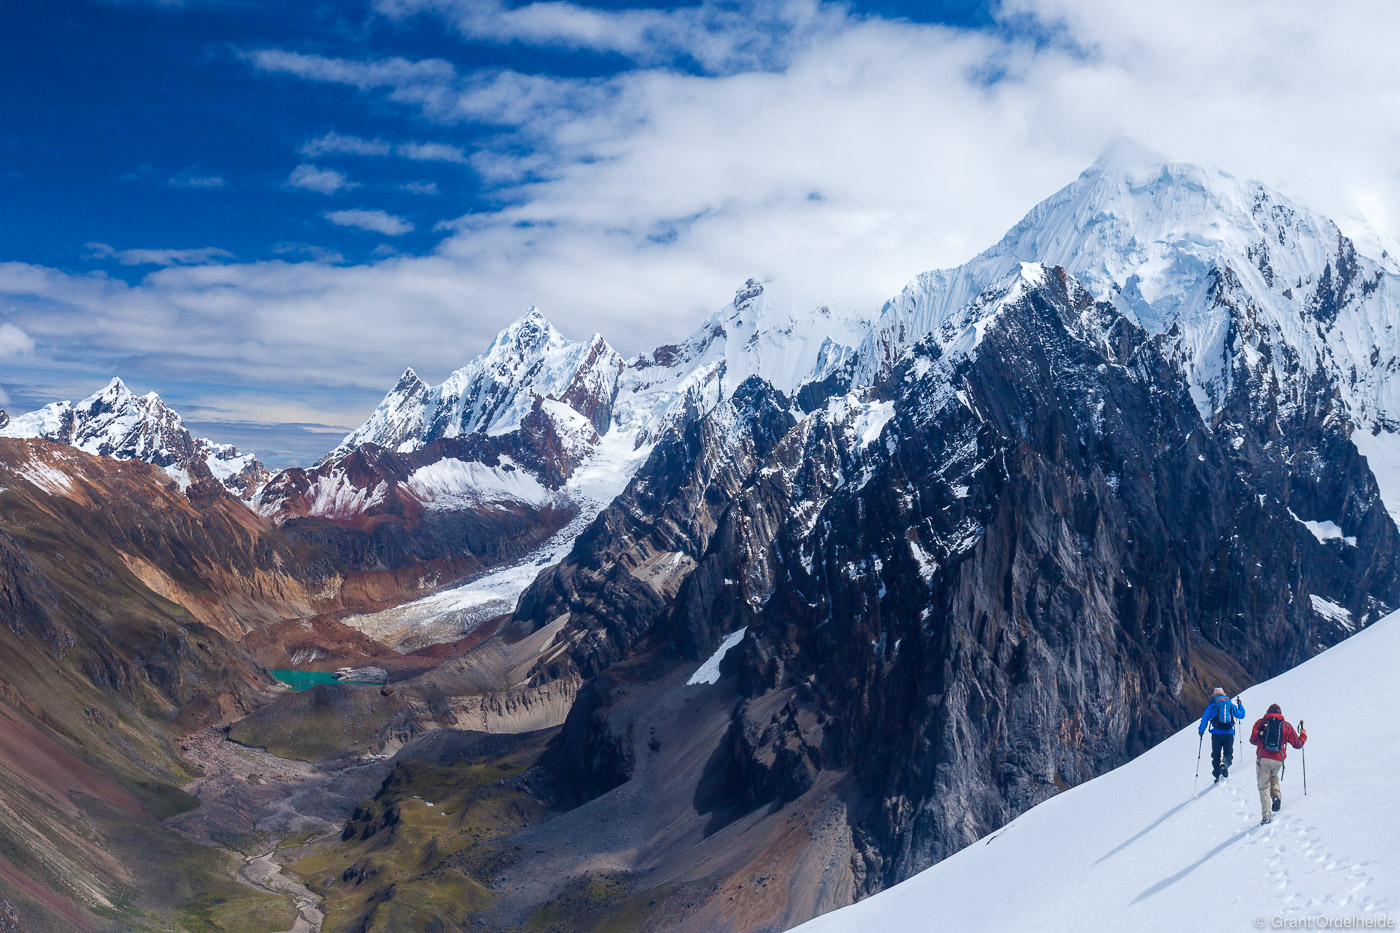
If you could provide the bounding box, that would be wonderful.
[1211,732,1234,777]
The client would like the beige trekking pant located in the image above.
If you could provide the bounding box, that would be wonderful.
[1257,758,1283,818]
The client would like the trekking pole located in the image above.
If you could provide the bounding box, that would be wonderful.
[1300,720,1307,796]
[1194,733,1203,792]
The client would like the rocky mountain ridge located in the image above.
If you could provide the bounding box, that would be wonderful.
[327,309,624,459]
[298,143,1400,623]
[494,260,1399,927]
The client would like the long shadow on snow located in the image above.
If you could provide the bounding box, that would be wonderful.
[1093,785,1219,866]
[1130,824,1259,904]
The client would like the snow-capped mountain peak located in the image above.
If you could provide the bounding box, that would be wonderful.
[329,308,624,459]
[853,140,1400,429]
[614,276,874,441]
[0,379,267,497]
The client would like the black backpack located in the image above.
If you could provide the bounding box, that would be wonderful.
[1259,717,1284,753]
[1212,699,1234,730]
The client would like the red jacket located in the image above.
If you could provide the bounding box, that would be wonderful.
[1249,713,1306,761]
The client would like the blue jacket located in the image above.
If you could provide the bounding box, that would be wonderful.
[1199,696,1246,735]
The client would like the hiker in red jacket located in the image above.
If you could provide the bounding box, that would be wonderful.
[1249,703,1306,824]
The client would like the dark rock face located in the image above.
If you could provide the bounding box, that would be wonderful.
[525,267,1400,901]
[0,530,71,653]
[514,376,798,678]
[730,270,1397,888]
[1187,264,1396,633]
[557,335,626,436]
[551,673,636,808]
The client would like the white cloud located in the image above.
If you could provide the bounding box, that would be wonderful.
[272,242,347,263]
[298,130,467,166]
[248,49,598,125]
[181,395,361,431]
[167,170,227,189]
[86,243,236,266]
[371,0,843,71]
[299,131,393,158]
[396,141,468,164]
[249,49,456,97]
[288,163,358,194]
[324,209,414,235]
[0,386,10,406]
[401,180,440,196]
[0,323,35,359]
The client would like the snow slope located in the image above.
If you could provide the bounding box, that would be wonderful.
[795,610,1400,933]
[687,627,748,686]
[1353,429,1400,530]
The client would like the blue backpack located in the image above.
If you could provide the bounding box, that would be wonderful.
[1212,699,1234,730]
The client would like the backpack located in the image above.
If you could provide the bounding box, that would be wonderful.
[1260,717,1284,753]
[1212,699,1234,730]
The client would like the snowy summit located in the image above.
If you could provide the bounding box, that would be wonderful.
[0,377,267,497]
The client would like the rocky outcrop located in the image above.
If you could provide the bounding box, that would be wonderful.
[551,673,636,807]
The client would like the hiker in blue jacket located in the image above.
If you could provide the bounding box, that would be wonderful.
[1198,688,1246,781]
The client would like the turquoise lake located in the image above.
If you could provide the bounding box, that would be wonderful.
[269,669,381,691]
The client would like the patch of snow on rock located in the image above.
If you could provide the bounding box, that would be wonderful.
[1289,509,1357,546]
[1309,594,1355,631]
[688,627,748,686]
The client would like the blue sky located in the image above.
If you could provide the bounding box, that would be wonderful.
[0,1,991,271]
[2,0,1397,465]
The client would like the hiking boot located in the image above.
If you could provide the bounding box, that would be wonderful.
[1261,815,1272,825]
[1222,766,1229,778]
[1213,774,1221,783]
[1272,796,1282,812]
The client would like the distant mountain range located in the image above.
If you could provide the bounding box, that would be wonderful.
[0,377,267,497]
